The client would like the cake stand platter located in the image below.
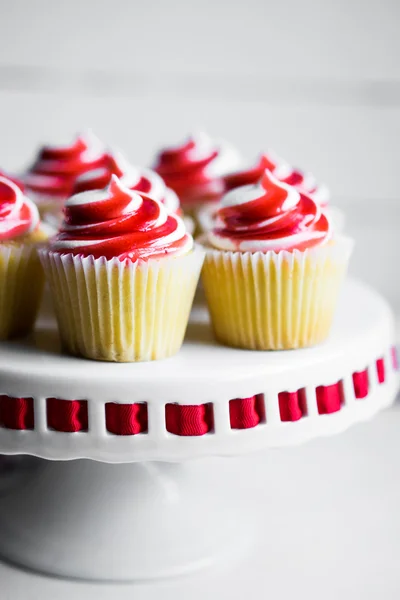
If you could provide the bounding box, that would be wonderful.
[0,278,398,595]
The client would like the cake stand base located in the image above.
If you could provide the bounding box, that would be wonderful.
[0,457,252,582]
[2,403,400,600]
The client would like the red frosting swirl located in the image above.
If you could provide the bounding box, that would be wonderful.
[50,175,193,261]
[153,134,239,206]
[24,133,108,200]
[224,152,329,206]
[209,170,331,253]
[223,154,276,192]
[73,153,181,215]
[0,176,40,240]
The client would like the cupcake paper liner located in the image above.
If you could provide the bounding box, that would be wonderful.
[0,243,45,340]
[201,236,353,350]
[40,248,204,362]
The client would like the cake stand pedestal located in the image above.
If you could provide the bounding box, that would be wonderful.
[0,279,398,588]
[0,458,252,581]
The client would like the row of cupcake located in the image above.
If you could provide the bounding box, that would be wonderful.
[152,132,339,233]
[4,129,342,234]
[0,132,352,362]
[18,131,185,229]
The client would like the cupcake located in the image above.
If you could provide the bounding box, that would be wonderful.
[23,131,108,223]
[200,170,353,350]
[198,151,344,233]
[40,175,204,362]
[152,132,242,224]
[0,176,48,339]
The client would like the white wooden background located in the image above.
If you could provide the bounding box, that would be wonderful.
[0,0,399,310]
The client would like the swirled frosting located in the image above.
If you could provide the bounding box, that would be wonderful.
[50,175,193,261]
[274,162,330,207]
[153,132,242,206]
[224,151,330,206]
[24,132,108,200]
[208,170,331,253]
[223,154,275,192]
[0,176,40,240]
[74,152,181,215]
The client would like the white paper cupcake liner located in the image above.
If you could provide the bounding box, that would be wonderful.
[0,243,45,339]
[200,236,354,350]
[40,248,204,362]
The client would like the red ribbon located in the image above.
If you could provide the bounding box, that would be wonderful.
[166,404,213,436]
[229,395,264,429]
[0,396,34,430]
[47,398,88,432]
[106,403,148,435]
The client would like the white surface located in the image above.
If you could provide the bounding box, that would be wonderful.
[1,402,400,599]
[0,279,397,461]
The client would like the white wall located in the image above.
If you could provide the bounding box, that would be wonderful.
[0,0,399,308]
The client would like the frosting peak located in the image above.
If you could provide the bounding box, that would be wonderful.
[0,176,40,240]
[223,151,330,206]
[209,170,331,253]
[51,175,193,261]
[73,152,181,216]
[223,153,277,192]
[24,131,108,200]
[153,133,242,206]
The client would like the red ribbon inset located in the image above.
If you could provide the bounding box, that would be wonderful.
[47,398,88,432]
[229,395,265,429]
[0,395,34,430]
[376,358,385,384]
[316,383,342,414]
[352,369,369,399]
[278,391,305,422]
[166,403,213,436]
[106,403,148,435]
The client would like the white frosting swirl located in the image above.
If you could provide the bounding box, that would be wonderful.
[74,151,181,215]
[209,170,331,253]
[51,175,192,260]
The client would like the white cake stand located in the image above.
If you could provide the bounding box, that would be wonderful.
[0,278,398,589]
